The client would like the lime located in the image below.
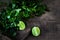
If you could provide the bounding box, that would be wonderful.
[32,27,40,36]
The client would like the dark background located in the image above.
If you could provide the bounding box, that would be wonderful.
[0,0,60,40]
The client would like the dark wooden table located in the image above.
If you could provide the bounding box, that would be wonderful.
[0,0,60,40]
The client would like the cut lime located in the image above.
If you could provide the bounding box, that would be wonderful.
[32,27,40,36]
[17,21,26,30]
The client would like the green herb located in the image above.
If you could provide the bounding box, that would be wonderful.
[0,0,46,38]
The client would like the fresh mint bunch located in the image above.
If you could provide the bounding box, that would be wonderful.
[0,0,47,38]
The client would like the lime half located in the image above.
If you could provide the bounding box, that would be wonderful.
[32,27,40,36]
[17,21,26,30]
